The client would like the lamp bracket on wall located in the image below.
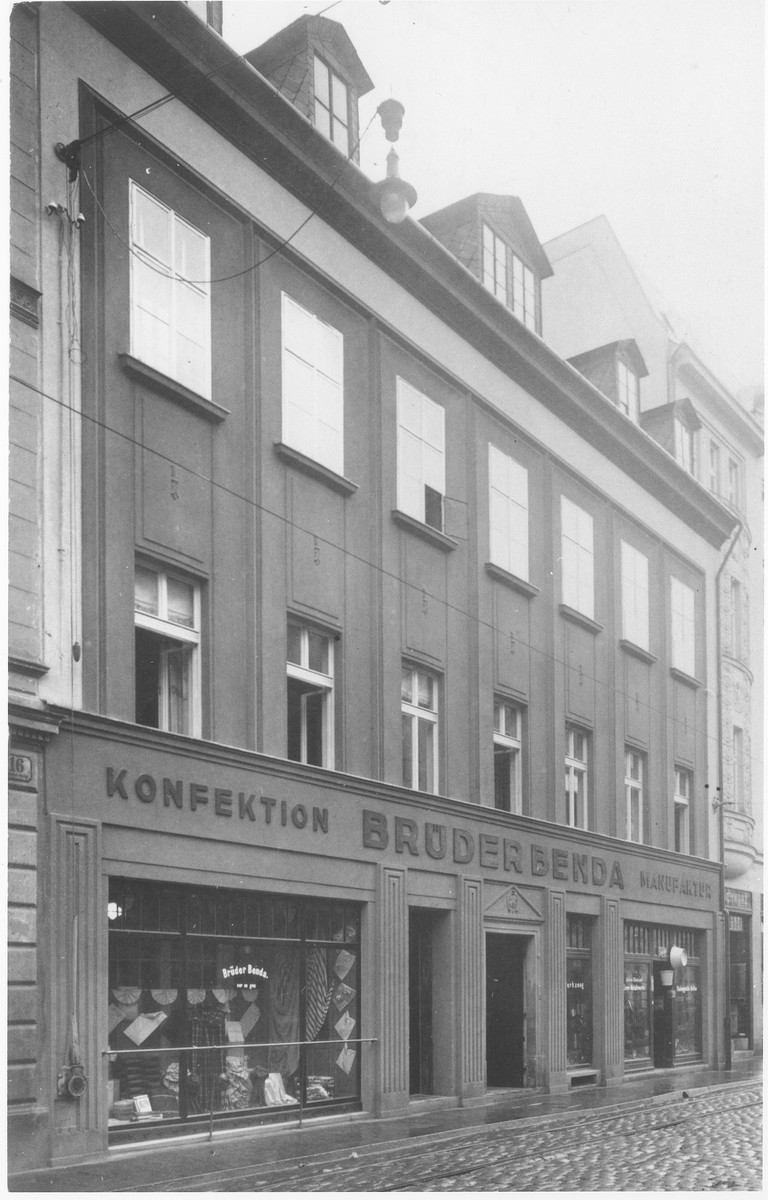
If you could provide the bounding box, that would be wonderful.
[54,139,82,182]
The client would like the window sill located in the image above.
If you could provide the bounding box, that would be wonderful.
[392,510,458,552]
[119,353,229,424]
[485,563,539,598]
[559,604,603,634]
[670,667,702,690]
[620,639,657,665]
[274,443,359,496]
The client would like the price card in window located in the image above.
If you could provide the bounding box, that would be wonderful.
[133,1094,152,1115]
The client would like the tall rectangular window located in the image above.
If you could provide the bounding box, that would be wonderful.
[401,666,438,793]
[617,360,639,422]
[287,622,334,768]
[625,748,646,843]
[709,441,721,494]
[727,458,740,507]
[482,224,508,303]
[135,564,201,736]
[396,378,445,531]
[621,541,650,650]
[671,577,695,676]
[566,916,593,1067]
[313,55,349,156]
[732,726,744,809]
[129,181,211,397]
[489,445,529,580]
[674,418,694,474]
[511,253,537,330]
[565,726,589,829]
[674,766,692,854]
[281,293,344,475]
[730,577,742,660]
[561,497,594,618]
[493,699,522,813]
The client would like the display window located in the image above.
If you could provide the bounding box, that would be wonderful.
[566,915,593,1067]
[623,922,701,1069]
[107,880,361,1138]
[728,916,751,1043]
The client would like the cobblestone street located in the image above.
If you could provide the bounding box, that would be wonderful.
[176,1082,762,1192]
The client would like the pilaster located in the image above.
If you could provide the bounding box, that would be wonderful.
[546,888,567,1091]
[458,876,484,1100]
[375,864,409,1113]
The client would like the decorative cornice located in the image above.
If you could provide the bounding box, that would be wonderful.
[559,604,604,635]
[119,353,230,423]
[619,639,657,665]
[10,276,41,329]
[8,655,50,679]
[8,703,63,746]
[274,442,359,496]
[485,563,540,598]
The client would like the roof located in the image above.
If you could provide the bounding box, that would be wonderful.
[246,14,374,96]
[421,193,553,279]
[568,340,649,380]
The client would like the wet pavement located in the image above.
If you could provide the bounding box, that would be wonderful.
[9,1057,762,1192]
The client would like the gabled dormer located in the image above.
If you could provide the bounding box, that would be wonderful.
[246,15,374,163]
[420,194,552,334]
[567,339,648,423]
[641,398,702,476]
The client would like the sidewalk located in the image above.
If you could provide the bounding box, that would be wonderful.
[9,1057,763,1193]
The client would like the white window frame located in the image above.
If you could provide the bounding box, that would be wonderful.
[565,725,589,830]
[625,748,645,843]
[671,576,696,676]
[674,417,694,475]
[129,181,211,398]
[401,665,439,793]
[396,377,446,531]
[134,564,201,737]
[313,54,349,156]
[616,360,639,422]
[511,252,537,330]
[489,444,529,580]
[281,292,344,476]
[621,541,650,650]
[727,458,740,507]
[183,1,209,20]
[561,496,595,618]
[482,223,508,303]
[673,766,692,854]
[493,698,522,813]
[709,440,721,494]
[286,621,335,768]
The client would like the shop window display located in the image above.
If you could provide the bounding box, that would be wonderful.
[622,921,701,1069]
[565,915,593,1067]
[107,880,360,1136]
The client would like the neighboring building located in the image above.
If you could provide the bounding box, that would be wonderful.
[543,214,764,1060]
[8,2,743,1172]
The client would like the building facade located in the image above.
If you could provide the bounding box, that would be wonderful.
[543,215,764,1059]
[8,2,743,1172]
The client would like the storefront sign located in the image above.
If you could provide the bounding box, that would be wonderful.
[362,809,626,889]
[639,870,712,900]
[221,964,268,985]
[725,888,752,912]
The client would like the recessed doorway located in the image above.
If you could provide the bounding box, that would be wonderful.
[486,933,527,1087]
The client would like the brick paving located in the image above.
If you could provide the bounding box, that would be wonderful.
[185,1083,762,1192]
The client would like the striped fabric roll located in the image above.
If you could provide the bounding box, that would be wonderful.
[305,946,332,1042]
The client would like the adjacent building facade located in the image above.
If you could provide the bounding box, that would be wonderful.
[8,1,751,1172]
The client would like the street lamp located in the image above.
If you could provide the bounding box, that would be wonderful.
[370,98,417,224]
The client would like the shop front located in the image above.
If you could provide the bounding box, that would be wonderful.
[41,714,725,1159]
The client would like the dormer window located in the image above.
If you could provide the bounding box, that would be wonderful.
[674,417,695,475]
[313,54,349,156]
[617,360,639,423]
[481,223,537,330]
[482,224,507,303]
[512,254,537,330]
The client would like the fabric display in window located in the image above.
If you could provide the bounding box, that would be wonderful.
[263,1072,298,1107]
[162,1062,180,1094]
[305,946,332,1042]
[268,946,300,1076]
[336,1045,356,1074]
[150,989,178,1006]
[334,1010,355,1042]
[240,1002,260,1039]
[212,988,236,1010]
[331,981,355,1013]
[333,949,355,981]
[108,1003,127,1034]
[238,987,259,1002]
[123,1011,168,1046]
[189,1000,226,1112]
[219,1057,252,1110]
[112,987,142,1006]
[187,989,206,1005]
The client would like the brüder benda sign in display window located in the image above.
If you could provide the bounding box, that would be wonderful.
[107,880,361,1136]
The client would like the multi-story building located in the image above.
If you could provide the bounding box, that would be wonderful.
[543,215,764,1060]
[8,1,744,1172]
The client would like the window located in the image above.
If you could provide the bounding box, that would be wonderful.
[482,224,508,303]
[709,441,721,494]
[561,497,594,618]
[727,458,740,507]
[730,578,742,660]
[565,726,589,829]
[674,418,694,475]
[281,293,344,475]
[621,541,649,650]
[396,378,445,531]
[129,181,211,397]
[566,916,593,1067]
[625,748,645,843]
[674,767,692,854]
[511,253,537,330]
[287,622,334,768]
[670,577,695,676]
[183,0,208,19]
[401,666,438,793]
[488,445,529,579]
[135,564,200,736]
[313,55,349,156]
[732,726,744,809]
[493,699,522,812]
[617,360,639,422]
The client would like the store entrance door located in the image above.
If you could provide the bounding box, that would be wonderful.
[652,964,674,1068]
[486,933,526,1087]
[409,909,434,1095]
